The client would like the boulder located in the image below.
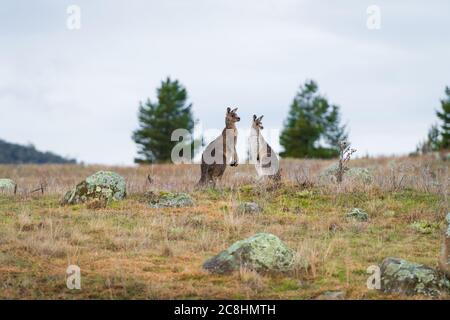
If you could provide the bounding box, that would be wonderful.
[315,291,346,300]
[380,257,450,297]
[238,202,262,214]
[61,171,126,205]
[203,233,294,274]
[148,191,194,208]
[0,179,17,194]
[319,164,373,184]
[346,208,368,222]
[439,213,450,277]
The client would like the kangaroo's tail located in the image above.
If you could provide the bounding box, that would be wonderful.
[197,158,208,187]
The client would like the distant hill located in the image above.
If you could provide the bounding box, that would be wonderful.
[0,139,76,164]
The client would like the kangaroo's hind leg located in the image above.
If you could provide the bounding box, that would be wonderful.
[197,159,209,187]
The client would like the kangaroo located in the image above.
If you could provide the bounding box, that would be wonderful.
[197,107,240,187]
[249,115,280,181]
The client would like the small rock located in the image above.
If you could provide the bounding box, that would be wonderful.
[238,202,262,214]
[383,210,396,217]
[148,191,194,208]
[346,208,368,222]
[61,171,126,205]
[0,178,17,194]
[203,233,294,274]
[380,257,450,297]
[315,291,346,300]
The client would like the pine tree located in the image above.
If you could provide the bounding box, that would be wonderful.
[417,124,440,154]
[437,86,450,149]
[280,80,347,158]
[132,77,196,163]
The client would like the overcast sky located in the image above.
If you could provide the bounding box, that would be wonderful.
[1,0,449,165]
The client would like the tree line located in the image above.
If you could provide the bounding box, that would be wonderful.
[0,139,76,164]
[133,78,450,163]
[132,77,351,163]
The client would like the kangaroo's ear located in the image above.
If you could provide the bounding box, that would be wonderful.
[227,107,231,113]
[253,114,257,121]
[232,107,238,113]
[258,115,264,121]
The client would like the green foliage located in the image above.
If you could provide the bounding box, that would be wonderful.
[279,80,347,159]
[416,86,450,153]
[436,86,450,149]
[0,139,75,164]
[132,77,196,163]
[426,124,441,152]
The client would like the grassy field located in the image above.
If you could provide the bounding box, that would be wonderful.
[0,155,448,299]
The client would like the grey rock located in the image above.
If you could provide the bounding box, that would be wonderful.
[238,202,262,214]
[0,178,17,194]
[61,171,126,205]
[148,192,194,208]
[346,208,369,222]
[315,291,346,300]
[203,233,294,274]
[380,257,450,297]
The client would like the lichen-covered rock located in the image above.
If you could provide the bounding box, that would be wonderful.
[315,291,346,300]
[439,213,450,277]
[383,210,396,217]
[61,171,126,205]
[0,179,16,194]
[346,208,368,221]
[410,220,439,234]
[319,164,373,184]
[203,233,294,274]
[238,202,262,214]
[380,257,450,297]
[148,191,194,208]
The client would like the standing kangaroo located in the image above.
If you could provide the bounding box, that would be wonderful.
[249,115,280,180]
[197,107,240,187]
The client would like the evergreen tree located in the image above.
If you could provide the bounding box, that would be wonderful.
[437,86,450,149]
[416,124,440,154]
[280,80,347,158]
[132,77,196,163]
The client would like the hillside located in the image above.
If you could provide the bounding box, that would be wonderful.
[0,156,448,299]
[0,139,76,164]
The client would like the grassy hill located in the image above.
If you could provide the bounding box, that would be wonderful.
[0,156,448,299]
[0,139,76,164]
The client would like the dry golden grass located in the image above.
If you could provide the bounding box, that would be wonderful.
[0,155,448,299]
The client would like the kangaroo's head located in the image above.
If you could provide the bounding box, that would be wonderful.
[252,114,264,131]
[226,107,240,127]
